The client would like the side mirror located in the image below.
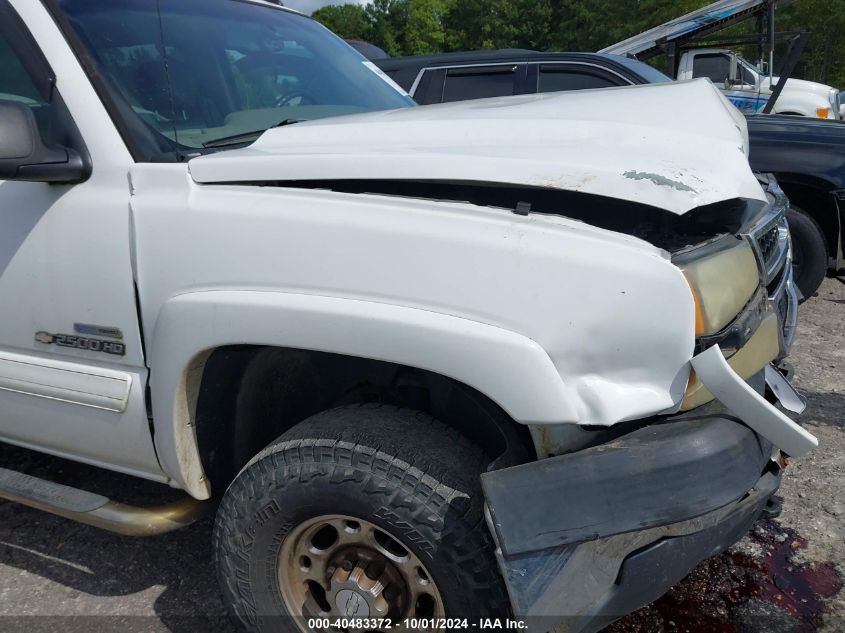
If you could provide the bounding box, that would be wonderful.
[0,100,87,183]
[725,55,740,88]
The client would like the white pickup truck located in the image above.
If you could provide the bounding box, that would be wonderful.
[599,0,841,120]
[677,47,841,118]
[0,1,817,632]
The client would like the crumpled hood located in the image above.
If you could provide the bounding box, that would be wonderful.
[189,78,766,215]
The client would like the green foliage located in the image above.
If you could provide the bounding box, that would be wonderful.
[365,0,409,55]
[778,0,845,87]
[312,3,373,41]
[442,0,554,50]
[311,0,844,86]
[405,0,453,55]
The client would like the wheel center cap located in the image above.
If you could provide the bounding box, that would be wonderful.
[335,589,370,618]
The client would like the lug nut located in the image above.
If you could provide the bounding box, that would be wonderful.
[365,559,386,580]
[383,583,400,601]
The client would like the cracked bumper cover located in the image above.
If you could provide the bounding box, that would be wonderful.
[482,408,780,632]
[481,356,814,632]
[482,404,775,557]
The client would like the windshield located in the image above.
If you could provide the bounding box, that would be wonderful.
[55,0,415,159]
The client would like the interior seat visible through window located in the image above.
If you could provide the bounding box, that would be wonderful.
[56,0,415,159]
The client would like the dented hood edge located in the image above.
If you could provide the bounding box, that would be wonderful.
[189,79,767,216]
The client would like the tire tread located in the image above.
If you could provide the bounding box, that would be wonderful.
[214,404,508,631]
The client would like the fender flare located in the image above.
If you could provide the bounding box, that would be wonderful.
[149,290,576,498]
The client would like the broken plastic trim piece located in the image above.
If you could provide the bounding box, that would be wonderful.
[764,364,806,414]
[690,345,817,457]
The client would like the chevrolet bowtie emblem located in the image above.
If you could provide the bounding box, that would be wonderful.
[34,331,55,344]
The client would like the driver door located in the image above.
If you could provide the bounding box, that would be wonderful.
[0,0,162,480]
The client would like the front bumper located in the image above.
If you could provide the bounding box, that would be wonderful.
[481,399,784,633]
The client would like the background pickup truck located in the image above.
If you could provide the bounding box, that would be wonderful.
[673,47,841,119]
[0,1,818,632]
[597,0,841,120]
[377,49,845,300]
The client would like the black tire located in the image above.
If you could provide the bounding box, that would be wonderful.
[214,404,508,632]
[787,205,828,301]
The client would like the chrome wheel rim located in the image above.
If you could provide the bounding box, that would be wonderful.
[278,514,444,628]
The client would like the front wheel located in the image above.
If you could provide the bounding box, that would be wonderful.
[787,205,828,301]
[213,404,509,632]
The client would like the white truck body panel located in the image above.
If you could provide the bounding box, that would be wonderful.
[190,79,766,215]
[758,76,840,117]
[129,164,697,495]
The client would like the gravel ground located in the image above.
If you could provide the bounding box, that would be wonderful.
[0,278,842,632]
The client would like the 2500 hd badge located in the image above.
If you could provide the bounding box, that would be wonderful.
[34,330,126,356]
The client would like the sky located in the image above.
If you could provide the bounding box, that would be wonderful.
[283,0,370,15]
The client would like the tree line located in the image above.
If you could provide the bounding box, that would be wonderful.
[313,0,844,88]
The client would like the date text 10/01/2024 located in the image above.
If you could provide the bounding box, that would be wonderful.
[307,618,528,629]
